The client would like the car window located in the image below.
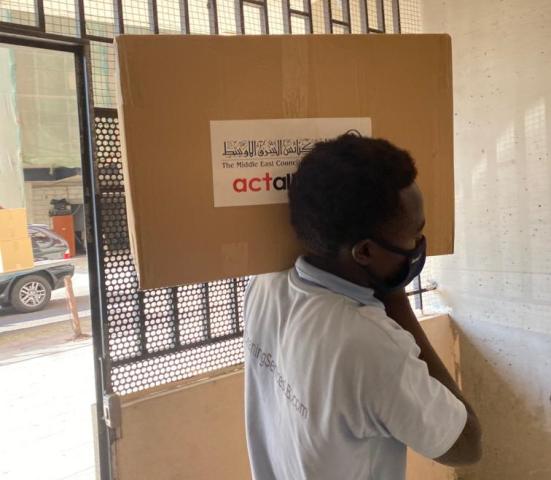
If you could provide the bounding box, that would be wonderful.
[30,230,49,241]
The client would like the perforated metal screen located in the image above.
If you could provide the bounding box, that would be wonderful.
[0,0,421,395]
[94,110,248,393]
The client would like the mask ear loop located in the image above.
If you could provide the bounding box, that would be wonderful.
[351,244,362,263]
[345,129,362,137]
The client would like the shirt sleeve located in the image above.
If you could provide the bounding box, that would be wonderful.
[360,321,468,460]
[242,276,257,330]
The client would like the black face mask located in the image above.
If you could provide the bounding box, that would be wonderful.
[354,236,427,296]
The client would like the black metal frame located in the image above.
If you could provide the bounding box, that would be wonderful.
[392,0,401,33]
[0,28,113,480]
[284,0,314,34]
[239,0,270,34]
[0,8,111,43]
[180,0,191,34]
[210,0,220,34]
[2,0,400,38]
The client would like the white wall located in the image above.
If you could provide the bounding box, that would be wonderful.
[420,1,551,478]
[422,0,551,334]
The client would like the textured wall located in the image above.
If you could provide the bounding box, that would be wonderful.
[422,0,551,334]
[420,1,551,478]
[456,319,551,480]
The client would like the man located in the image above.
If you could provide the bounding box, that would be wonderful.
[243,133,482,479]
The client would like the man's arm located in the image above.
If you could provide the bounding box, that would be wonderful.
[380,289,482,466]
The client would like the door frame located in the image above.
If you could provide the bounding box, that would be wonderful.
[0,29,113,480]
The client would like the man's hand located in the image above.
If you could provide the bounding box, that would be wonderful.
[374,287,409,305]
[375,288,420,331]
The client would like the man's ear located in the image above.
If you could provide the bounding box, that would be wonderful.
[351,239,373,266]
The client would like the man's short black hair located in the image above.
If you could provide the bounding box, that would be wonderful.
[288,134,417,257]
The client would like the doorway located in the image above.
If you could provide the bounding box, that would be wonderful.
[0,41,98,480]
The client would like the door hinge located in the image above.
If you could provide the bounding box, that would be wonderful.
[103,393,122,431]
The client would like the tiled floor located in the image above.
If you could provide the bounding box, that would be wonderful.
[0,320,97,480]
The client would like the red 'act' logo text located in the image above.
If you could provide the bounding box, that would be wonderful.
[232,173,294,192]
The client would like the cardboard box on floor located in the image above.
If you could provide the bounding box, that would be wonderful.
[0,208,34,273]
[115,34,454,290]
[0,237,34,273]
[0,208,29,241]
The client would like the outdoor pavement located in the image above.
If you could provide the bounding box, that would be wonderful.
[0,254,97,480]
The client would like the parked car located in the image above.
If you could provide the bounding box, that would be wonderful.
[28,224,71,261]
[0,225,74,313]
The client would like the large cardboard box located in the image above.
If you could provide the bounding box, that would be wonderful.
[116,34,454,290]
[0,208,29,241]
[0,237,34,273]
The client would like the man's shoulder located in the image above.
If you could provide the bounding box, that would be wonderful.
[246,269,291,292]
[344,305,420,360]
[243,270,293,309]
[249,269,290,283]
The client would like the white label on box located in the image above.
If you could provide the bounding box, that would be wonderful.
[210,117,372,208]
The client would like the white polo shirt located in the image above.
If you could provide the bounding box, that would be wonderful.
[244,256,467,480]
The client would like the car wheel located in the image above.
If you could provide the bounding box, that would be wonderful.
[10,275,52,313]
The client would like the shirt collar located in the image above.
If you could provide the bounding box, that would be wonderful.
[294,256,383,308]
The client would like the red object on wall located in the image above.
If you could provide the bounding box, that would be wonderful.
[52,215,76,258]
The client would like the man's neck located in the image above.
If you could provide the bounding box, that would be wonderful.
[304,254,371,289]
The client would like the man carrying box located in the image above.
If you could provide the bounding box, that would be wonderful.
[243,134,481,479]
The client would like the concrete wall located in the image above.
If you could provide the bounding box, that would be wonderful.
[114,315,459,480]
[25,178,84,226]
[420,1,551,478]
